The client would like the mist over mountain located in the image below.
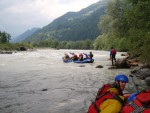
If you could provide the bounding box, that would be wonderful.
[13,28,40,42]
[22,0,109,42]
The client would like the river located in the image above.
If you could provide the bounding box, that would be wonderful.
[0,49,143,113]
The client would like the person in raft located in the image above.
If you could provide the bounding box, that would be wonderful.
[63,53,70,60]
[89,51,93,59]
[87,74,129,113]
[71,53,78,61]
[78,53,83,61]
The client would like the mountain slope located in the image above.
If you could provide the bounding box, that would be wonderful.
[24,0,109,42]
[13,28,40,42]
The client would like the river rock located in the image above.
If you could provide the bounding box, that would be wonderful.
[79,65,85,67]
[96,65,103,68]
[131,67,150,80]
[115,58,131,68]
[41,88,48,91]
[19,46,27,51]
[145,76,150,85]
[0,51,13,54]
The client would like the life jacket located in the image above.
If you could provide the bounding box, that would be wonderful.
[79,53,83,56]
[111,49,116,54]
[87,84,124,113]
[121,89,150,113]
[72,54,78,60]
[75,54,78,58]
[78,54,83,61]
[96,83,123,97]
[88,92,124,113]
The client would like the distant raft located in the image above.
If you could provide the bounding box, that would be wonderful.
[62,58,94,63]
[62,57,72,63]
[73,58,94,63]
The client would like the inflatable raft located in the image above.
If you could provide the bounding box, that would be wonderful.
[62,57,72,63]
[62,57,94,63]
[73,58,94,63]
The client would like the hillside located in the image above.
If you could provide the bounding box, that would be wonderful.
[13,28,40,42]
[24,0,110,42]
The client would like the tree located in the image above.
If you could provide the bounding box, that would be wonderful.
[94,0,129,50]
[94,0,150,64]
[0,31,11,43]
[125,0,150,63]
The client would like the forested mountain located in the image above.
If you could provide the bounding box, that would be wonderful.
[13,28,40,42]
[94,0,150,63]
[24,0,110,42]
[1,0,149,64]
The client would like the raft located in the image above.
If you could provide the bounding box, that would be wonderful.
[62,57,94,63]
[73,58,94,63]
[62,57,72,63]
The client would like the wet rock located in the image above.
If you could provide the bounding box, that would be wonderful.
[0,51,13,54]
[121,53,126,56]
[131,68,150,80]
[141,63,150,68]
[19,46,27,51]
[79,65,85,67]
[41,88,48,91]
[108,66,117,69]
[115,58,130,69]
[130,66,141,74]
[145,76,150,85]
[96,65,103,68]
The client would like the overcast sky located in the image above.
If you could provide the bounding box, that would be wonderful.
[0,0,100,39]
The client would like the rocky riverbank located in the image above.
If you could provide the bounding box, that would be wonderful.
[109,53,150,87]
[0,46,35,54]
[0,51,13,54]
[130,64,150,86]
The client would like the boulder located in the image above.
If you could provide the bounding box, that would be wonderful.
[115,58,131,68]
[96,65,103,68]
[145,76,150,85]
[19,46,27,51]
[131,67,150,80]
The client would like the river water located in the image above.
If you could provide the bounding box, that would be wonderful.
[0,49,145,113]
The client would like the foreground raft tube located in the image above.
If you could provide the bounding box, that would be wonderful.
[73,59,94,63]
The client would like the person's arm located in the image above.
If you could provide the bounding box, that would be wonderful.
[110,50,112,55]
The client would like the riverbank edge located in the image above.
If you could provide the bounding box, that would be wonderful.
[119,54,150,87]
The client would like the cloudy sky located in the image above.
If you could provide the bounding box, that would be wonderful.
[0,0,100,39]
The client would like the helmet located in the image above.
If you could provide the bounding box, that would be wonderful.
[115,74,129,83]
[128,92,138,101]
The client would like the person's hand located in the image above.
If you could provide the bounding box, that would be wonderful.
[123,93,131,100]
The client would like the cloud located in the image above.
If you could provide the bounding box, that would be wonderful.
[0,0,100,38]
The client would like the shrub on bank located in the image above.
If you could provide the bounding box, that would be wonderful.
[0,43,33,51]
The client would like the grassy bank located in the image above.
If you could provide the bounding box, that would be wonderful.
[0,43,33,51]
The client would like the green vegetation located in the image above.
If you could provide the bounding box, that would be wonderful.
[93,0,150,64]
[1,0,150,64]
[0,31,33,51]
[0,31,11,43]
[0,43,33,51]
[32,38,94,50]
[24,0,107,42]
